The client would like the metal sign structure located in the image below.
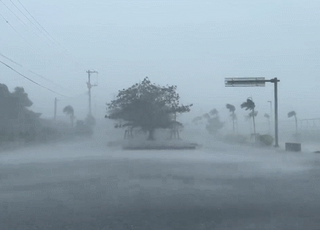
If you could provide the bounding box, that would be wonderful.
[225,77,266,87]
[225,77,280,147]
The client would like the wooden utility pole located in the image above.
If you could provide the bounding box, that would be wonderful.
[86,70,98,115]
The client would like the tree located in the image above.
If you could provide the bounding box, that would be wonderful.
[205,109,224,135]
[241,98,257,134]
[209,108,218,117]
[226,104,236,132]
[0,84,40,142]
[11,87,33,107]
[63,105,75,127]
[106,77,192,140]
[288,111,298,133]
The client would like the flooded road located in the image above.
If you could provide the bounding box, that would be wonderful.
[1,139,320,230]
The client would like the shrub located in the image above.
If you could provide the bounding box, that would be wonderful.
[224,133,247,144]
[259,134,274,146]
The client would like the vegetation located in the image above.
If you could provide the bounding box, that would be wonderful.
[226,103,236,132]
[0,83,93,147]
[204,109,224,135]
[241,98,257,134]
[258,134,274,146]
[0,84,40,143]
[63,105,75,127]
[288,111,298,133]
[106,77,192,140]
[224,133,247,144]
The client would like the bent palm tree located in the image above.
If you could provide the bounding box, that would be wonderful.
[241,98,257,134]
[226,104,236,132]
[63,105,75,127]
[288,111,298,133]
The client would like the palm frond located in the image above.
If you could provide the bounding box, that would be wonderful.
[241,99,255,110]
[226,104,235,112]
[288,111,296,118]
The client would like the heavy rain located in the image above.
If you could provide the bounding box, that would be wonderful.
[1,1,320,229]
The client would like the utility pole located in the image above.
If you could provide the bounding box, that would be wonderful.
[273,78,279,147]
[54,97,57,120]
[86,70,98,115]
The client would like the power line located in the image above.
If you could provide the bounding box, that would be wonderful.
[0,60,69,98]
[0,12,34,47]
[0,51,67,90]
[0,51,22,67]
[0,0,52,47]
[15,0,68,52]
[8,0,55,45]
[6,0,83,66]
[0,0,34,33]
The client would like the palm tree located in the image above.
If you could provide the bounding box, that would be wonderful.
[288,111,298,133]
[241,98,257,134]
[226,104,236,132]
[63,105,75,127]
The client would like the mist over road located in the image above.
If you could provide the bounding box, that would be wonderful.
[1,138,320,230]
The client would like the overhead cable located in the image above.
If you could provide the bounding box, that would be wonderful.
[0,0,52,47]
[0,60,69,98]
[8,0,55,45]
[0,51,67,90]
[15,0,68,51]
[0,12,34,47]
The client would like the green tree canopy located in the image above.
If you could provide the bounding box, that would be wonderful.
[106,77,192,140]
[11,87,33,107]
[0,84,33,119]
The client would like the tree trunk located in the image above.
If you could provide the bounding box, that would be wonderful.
[252,109,256,134]
[294,115,298,133]
[147,129,155,140]
[232,112,235,133]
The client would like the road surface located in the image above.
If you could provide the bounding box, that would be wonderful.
[0,138,320,230]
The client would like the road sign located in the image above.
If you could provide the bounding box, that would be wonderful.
[224,77,280,147]
[225,77,266,87]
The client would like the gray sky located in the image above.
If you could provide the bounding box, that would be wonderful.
[1,0,320,124]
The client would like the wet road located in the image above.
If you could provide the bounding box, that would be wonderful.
[1,140,320,230]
